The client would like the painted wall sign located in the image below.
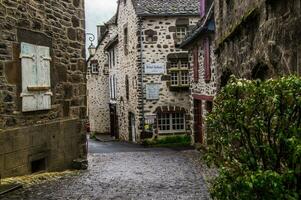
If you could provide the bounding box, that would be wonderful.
[144,63,165,74]
[146,83,160,100]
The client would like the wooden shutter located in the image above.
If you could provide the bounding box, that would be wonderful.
[20,43,38,112]
[193,47,199,82]
[200,0,205,17]
[20,42,52,112]
[37,45,52,110]
[204,37,211,82]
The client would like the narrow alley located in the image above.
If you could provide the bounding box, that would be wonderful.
[1,139,211,200]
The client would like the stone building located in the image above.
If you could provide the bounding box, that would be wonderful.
[214,0,301,81]
[0,0,87,178]
[87,15,117,135]
[114,0,200,141]
[180,0,217,145]
[104,34,120,139]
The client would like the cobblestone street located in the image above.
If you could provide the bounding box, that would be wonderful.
[1,141,211,200]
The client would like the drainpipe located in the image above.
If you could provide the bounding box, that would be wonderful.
[138,17,145,135]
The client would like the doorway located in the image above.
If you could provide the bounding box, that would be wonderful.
[110,104,119,139]
[194,99,203,144]
[128,112,136,142]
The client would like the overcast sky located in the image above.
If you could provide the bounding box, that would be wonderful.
[85,0,117,53]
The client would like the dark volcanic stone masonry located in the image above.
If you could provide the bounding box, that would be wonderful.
[1,151,210,200]
[0,0,87,178]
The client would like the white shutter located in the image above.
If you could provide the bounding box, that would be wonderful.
[20,42,52,112]
[37,45,52,110]
[20,42,38,112]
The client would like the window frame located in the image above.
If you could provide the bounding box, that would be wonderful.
[168,59,190,87]
[176,26,188,42]
[91,62,98,74]
[157,113,186,133]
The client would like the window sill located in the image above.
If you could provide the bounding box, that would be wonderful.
[169,86,190,92]
[168,68,189,72]
[158,131,188,135]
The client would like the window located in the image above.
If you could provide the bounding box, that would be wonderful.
[125,75,129,100]
[203,37,211,82]
[158,113,186,133]
[109,48,116,69]
[91,62,98,74]
[145,29,158,43]
[110,75,117,100]
[124,27,128,55]
[168,59,189,87]
[176,26,187,42]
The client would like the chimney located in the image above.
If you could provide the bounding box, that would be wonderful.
[97,25,107,43]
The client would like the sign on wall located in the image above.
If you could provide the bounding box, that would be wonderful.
[146,83,161,100]
[144,63,165,74]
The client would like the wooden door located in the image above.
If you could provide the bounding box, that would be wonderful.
[194,99,203,143]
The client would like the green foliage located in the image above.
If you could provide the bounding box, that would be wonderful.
[143,134,191,147]
[206,76,301,199]
[89,132,96,140]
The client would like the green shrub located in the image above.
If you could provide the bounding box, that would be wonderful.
[143,134,191,147]
[89,132,96,140]
[206,76,301,199]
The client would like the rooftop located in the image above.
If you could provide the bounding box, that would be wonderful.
[132,0,200,16]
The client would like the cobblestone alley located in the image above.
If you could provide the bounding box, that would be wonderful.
[1,140,211,200]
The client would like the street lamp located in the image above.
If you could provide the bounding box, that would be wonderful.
[87,33,96,56]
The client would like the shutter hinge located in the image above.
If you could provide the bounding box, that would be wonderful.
[41,56,52,61]
[20,54,35,60]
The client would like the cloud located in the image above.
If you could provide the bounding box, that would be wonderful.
[85,0,117,53]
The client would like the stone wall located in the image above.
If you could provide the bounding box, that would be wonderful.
[0,118,83,178]
[116,0,202,141]
[141,17,199,112]
[141,17,199,136]
[188,34,218,144]
[116,0,200,141]
[116,0,141,141]
[0,0,87,178]
[87,24,117,134]
[215,0,301,80]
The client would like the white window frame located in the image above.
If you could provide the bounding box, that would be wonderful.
[169,59,189,87]
[110,75,117,100]
[176,26,187,42]
[157,113,186,133]
[91,63,98,74]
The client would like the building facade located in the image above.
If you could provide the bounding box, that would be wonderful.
[87,16,117,135]
[215,0,301,81]
[115,0,200,141]
[181,0,217,145]
[88,0,200,142]
[0,0,87,178]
